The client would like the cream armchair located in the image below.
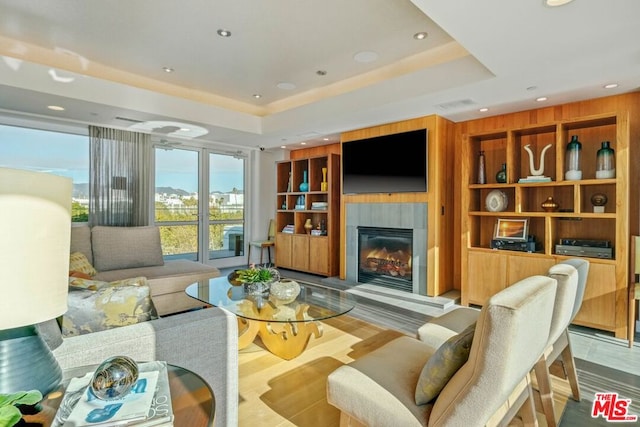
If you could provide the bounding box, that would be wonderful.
[326,275,557,427]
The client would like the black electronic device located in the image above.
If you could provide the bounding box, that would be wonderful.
[491,236,538,253]
[555,244,613,259]
[558,238,611,248]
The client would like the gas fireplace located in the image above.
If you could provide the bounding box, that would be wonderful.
[357,226,413,292]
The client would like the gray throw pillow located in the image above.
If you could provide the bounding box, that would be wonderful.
[415,323,475,405]
[91,226,164,271]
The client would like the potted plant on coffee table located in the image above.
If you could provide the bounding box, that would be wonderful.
[235,264,280,295]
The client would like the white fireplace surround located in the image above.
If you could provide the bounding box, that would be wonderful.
[345,202,428,295]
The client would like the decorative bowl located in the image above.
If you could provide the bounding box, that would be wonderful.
[269,279,301,304]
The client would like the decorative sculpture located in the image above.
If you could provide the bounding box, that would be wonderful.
[524,143,552,177]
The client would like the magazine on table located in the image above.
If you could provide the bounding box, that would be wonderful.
[61,370,158,426]
[132,361,174,427]
[54,361,172,427]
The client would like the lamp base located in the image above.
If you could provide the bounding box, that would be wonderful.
[0,325,62,395]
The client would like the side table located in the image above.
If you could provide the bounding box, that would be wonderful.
[22,363,215,427]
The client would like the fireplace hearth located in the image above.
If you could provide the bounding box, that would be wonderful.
[358,226,413,292]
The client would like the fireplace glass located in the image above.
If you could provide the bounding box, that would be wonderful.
[357,226,413,292]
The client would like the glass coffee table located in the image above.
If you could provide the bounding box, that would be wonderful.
[186,276,356,360]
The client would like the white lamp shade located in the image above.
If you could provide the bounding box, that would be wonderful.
[0,168,72,329]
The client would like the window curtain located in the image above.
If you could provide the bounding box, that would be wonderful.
[89,125,151,226]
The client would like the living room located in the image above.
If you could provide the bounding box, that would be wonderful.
[1,1,640,426]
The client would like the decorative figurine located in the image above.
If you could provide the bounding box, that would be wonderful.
[541,196,559,212]
[524,143,553,177]
[591,193,608,213]
[90,356,139,400]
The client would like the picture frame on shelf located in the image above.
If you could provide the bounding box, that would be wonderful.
[493,218,529,241]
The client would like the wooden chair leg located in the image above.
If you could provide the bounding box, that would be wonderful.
[519,386,539,427]
[629,289,636,348]
[560,337,581,401]
[339,412,366,427]
[534,357,557,427]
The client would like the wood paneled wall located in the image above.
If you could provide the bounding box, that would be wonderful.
[284,92,639,299]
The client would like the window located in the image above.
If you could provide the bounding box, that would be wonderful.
[0,124,89,222]
[154,146,246,263]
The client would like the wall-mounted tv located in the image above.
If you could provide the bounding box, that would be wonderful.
[342,128,427,194]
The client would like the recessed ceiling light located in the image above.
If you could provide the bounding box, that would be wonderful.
[323,138,330,141]
[545,0,574,6]
[526,86,538,91]
[413,32,428,40]
[479,108,489,112]
[48,69,75,83]
[277,82,296,90]
[217,29,231,37]
[604,83,619,89]
[252,94,262,99]
[47,105,65,111]
[300,142,307,145]
[180,127,191,132]
[353,51,379,63]
[280,145,287,149]
[162,67,174,73]
[536,97,548,102]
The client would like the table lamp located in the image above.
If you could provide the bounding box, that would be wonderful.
[0,167,72,395]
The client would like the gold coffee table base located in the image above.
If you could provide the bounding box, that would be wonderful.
[236,301,322,360]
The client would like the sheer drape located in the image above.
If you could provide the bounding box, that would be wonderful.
[89,125,151,226]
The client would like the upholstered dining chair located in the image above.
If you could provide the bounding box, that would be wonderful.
[247,219,276,265]
[629,235,640,348]
[327,275,558,427]
[417,259,589,427]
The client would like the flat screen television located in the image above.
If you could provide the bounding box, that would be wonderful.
[342,128,427,194]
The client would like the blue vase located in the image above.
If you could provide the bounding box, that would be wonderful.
[299,170,309,192]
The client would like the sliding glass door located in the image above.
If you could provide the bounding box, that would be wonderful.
[154,146,245,265]
[208,152,245,261]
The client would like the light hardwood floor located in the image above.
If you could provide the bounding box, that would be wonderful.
[237,314,575,427]
[238,315,405,426]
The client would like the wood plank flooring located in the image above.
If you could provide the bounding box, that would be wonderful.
[237,314,572,427]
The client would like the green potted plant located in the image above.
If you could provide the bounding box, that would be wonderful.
[234,264,280,295]
[0,390,43,427]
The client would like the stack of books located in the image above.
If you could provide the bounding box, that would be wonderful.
[281,224,294,234]
[518,176,552,183]
[55,361,173,427]
[311,201,328,210]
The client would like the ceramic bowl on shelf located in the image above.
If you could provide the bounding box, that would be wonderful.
[485,189,508,212]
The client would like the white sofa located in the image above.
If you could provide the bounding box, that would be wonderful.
[70,225,220,316]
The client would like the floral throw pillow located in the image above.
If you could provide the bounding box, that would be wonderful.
[69,252,97,277]
[62,277,158,337]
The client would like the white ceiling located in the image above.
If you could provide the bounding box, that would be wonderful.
[0,0,639,150]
